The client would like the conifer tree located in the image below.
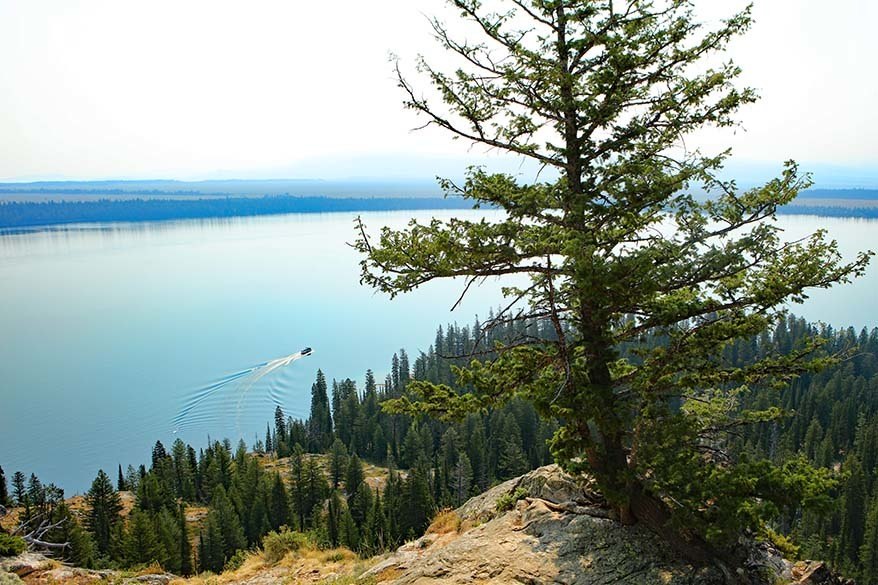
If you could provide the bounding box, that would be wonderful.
[179,503,193,576]
[199,517,226,573]
[125,464,140,493]
[349,481,373,530]
[268,472,289,531]
[11,471,25,506]
[403,457,434,537]
[275,405,287,445]
[208,485,246,562]
[171,438,195,501]
[0,465,8,507]
[116,464,126,492]
[497,414,528,479]
[151,440,168,469]
[358,0,871,567]
[26,474,44,515]
[123,510,163,565]
[450,453,473,506]
[289,444,307,528]
[303,457,329,527]
[340,504,359,551]
[308,370,333,451]
[85,469,122,557]
[52,504,95,568]
[840,456,868,570]
[329,439,348,489]
[345,455,365,497]
[326,490,342,548]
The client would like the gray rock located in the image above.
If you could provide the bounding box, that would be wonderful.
[366,465,845,585]
[456,464,604,524]
[0,553,51,577]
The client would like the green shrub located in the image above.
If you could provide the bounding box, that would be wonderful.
[0,534,25,557]
[262,528,309,564]
[761,527,800,560]
[224,549,249,572]
[495,487,528,513]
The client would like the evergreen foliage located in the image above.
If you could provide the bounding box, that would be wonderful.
[0,467,7,508]
[84,470,122,558]
[354,0,872,571]
[11,315,878,581]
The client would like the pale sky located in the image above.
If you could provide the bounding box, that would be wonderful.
[0,0,876,183]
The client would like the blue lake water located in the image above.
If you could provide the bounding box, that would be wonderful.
[0,211,875,493]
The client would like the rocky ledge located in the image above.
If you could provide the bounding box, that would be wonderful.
[365,465,851,585]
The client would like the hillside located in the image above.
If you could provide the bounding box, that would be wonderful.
[1,466,850,585]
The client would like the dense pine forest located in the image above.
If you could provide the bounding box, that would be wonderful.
[0,196,473,229]
[4,314,878,582]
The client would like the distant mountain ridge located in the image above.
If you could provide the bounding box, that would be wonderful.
[1,180,877,201]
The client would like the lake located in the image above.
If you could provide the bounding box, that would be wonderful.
[0,211,875,493]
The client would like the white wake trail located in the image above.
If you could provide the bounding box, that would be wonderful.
[173,348,311,435]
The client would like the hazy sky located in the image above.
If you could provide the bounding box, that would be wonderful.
[0,0,875,182]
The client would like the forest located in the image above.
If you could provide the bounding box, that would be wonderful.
[0,196,473,229]
[3,314,878,582]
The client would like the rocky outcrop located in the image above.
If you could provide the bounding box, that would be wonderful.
[366,465,850,585]
[0,552,174,584]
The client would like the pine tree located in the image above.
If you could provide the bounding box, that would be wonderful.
[340,504,359,551]
[11,471,25,506]
[26,473,44,515]
[85,469,122,557]
[156,507,183,573]
[152,440,168,469]
[54,505,96,568]
[199,517,226,573]
[329,439,348,489]
[179,503,193,576]
[450,453,473,507]
[840,456,868,570]
[326,490,342,548]
[268,473,289,531]
[497,414,528,479]
[125,464,140,493]
[349,481,373,530]
[208,485,246,562]
[0,465,8,507]
[289,445,307,528]
[275,405,287,445]
[171,438,195,501]
[308,369,333,451]
[116,464,126,492]
[123,510,164,566]
[402,457,434,537]
[345,455,364,497]
[303,457,329,527]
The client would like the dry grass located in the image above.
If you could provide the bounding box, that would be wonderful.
[136,562,167,575]
[170,541,375,585]
[425,509,461,535]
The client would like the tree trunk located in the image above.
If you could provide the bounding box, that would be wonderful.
[627,484,747,585]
